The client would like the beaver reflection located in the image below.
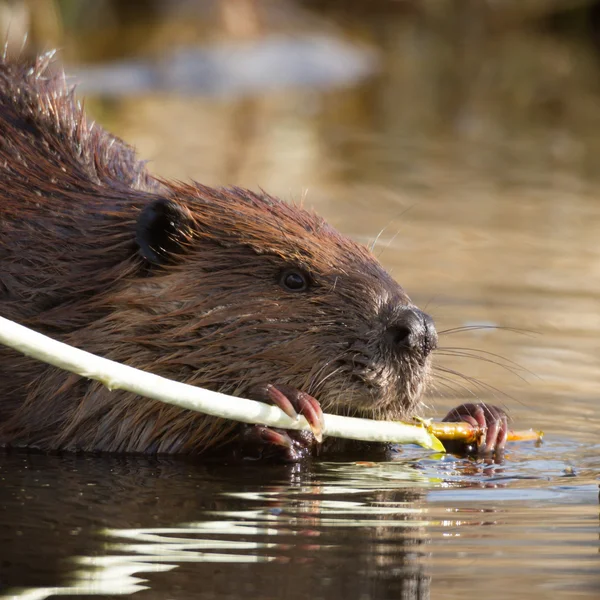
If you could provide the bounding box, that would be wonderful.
[0,454,432,600]
[0,53,507,460]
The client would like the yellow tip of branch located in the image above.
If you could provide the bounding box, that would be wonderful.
[426,434,447,453]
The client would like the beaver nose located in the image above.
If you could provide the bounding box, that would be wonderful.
[384,307,438,357]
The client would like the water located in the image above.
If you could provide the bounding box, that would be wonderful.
[1,450,598,599]
[2,1,600,598]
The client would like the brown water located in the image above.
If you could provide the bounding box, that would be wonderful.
[1,2,600,598]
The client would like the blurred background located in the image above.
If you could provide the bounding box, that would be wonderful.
[2,0,600,439]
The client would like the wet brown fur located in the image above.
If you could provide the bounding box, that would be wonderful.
[0,53,432,454]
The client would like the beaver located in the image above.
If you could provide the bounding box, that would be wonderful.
[0,53,508,460]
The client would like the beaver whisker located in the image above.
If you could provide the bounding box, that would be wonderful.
[437,346,530,372]
[434,365,500,397]
[349,353,375,368]
[438,325,536,337]
[310,360,345,393]
[436,348,532,382]
[433,365,516,406]
[428,380,450,401]
[428,373,479,400]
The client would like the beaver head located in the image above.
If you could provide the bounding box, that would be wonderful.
[0,53,438,453]
[113,183,438,422]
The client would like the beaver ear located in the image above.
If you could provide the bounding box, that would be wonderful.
[136,199,192,264]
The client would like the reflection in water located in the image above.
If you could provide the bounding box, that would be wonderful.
[1,453,598,600]
[3,455,433,600]
[12,557,174,599]
[13,525,275,600]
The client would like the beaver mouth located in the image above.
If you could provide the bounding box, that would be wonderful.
[312,304,437,419]
[310,349,432,421]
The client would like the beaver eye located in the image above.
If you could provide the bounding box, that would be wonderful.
[279,269,310,292]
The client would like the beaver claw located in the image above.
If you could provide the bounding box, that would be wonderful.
[240,425,316,462]
[239,384,324,462]
[442,402,509,456]
[248,383,324,442]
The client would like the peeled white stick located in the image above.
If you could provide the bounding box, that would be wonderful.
[0,316,445,451]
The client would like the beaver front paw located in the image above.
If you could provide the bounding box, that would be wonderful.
[442,402,509,456]
[239,384,325,462]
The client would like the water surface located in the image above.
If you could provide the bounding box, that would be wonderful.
[1,448,598,600]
